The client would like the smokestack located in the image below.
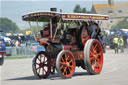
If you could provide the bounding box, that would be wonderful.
[50,8,57,12]
[108,0,114,6]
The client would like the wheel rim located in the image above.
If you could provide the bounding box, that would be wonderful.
[89,40,103,73]
[59,52,75,78]
[35,53,51,78]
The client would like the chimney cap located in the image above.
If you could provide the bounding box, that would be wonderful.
[50,8,57,12]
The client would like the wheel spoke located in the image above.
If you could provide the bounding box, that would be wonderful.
[42,68,44,75]
[68,65,73,68]
[36,63,40,65]
[43,68,47,73]
[36,67,40,70]
[65,53,68,62]
[36,66,41,74]
[40,55,42,62]
[90,56,94,61]
[61,56,64,62]
[65,69,67,75]
[60,65,64,69]
[43,55,45,62]
[90,50,94,55]
[63,67,67,74]
[38,68,41,74]
[93,44,98,51]
[37,57,41,62]
[68,59,72,63]
[96,62,101,68]
[60,61,65,65]
[96,52,102,57]
[66,56,70,61]
[67,67,71,72]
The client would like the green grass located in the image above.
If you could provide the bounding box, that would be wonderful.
[5,56,33,59]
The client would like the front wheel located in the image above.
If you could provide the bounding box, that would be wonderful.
[56,50,75,78]
[84,39,103,75]
[32,52,51,79]
[0,55,4,66]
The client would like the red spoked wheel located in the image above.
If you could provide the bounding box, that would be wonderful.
[56,50,75,78]
[84,39,103,74]
[32,52,51,79]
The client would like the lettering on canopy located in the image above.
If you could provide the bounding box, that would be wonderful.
[62,14,108,20]
[30,12,55,17]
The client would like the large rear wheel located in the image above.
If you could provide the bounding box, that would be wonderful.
[84,39,103,74]
[56,50,75,78]
[32,52,51,79]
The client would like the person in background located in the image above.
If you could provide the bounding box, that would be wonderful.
[15,40,20,46]
[113,36,119,54]
[119,36,124,53]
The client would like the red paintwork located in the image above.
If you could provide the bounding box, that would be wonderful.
[63,45,84,61]
[38,38,49,45]
[72,52,78,60]
[63,45,72,50]
[81,35,90,45]
[0,52,5,55]
[77,52,84,60]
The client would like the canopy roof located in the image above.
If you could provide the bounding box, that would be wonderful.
[22,11,109,22]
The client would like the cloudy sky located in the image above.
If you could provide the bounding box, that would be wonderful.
[0,0,127,1]
[1,0,128,29]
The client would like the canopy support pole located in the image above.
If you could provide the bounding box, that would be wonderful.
[36,19,39,38]
[28,21,37,41]
[50,19,52,38]
[53,19,61,40]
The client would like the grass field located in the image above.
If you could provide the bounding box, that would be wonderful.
[5,56,33,59]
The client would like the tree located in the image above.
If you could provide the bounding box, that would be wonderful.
[82,8,87,13]
[73,4,82,13]
[112,17,128,29]
[0,17,19,33]
[73,4,91,13]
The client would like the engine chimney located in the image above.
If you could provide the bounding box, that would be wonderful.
[108,0,114,6]
[50,8,57,12]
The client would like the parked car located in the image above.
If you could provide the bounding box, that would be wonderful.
[30,42,45,53]
[0,38,6,65]
[4,37,13,56]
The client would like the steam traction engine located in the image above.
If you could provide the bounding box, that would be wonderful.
[22,11,109,79]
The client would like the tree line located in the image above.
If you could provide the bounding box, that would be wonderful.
[112,17,128,29]
[73,4,91,13]
[0,17,20,33]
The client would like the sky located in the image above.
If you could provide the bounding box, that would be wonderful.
[0,0,127,1]
[0,0,128,29]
